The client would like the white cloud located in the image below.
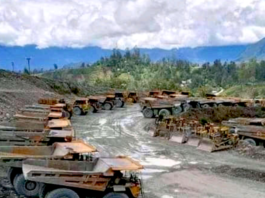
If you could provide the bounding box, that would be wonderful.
[0,0,264,49]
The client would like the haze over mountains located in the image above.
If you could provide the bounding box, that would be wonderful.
[0,37,265,71]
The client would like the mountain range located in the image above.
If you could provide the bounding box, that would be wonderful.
[1,37,265,71]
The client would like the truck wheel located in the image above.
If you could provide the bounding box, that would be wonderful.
[143,108,154,118]
[7,167,21,186]
[46,188,80,198]
[63,111,71,119]
[244,138,257,146]
[172,106,182,115]
[159,109,171,117]
[218,104,224,107]
[88,106,95,114]
[196,103,201,108]
[121,101,125,107]
[14,174,41,197]
[202,104,210,109]
[104,103,112,110]
[103,193,129,198]
[73,107,82,115]
[115,99,124,108]
[182,103,191,112]
[39,184,52,198]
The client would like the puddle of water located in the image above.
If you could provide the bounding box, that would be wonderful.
[189,161,198,165]
[82,130,99,134]
[99,118,107,125]
[162,195,174,198]
[141,157,181,167]
[120,117,134,124]
[142,175,153,180]
[136,145,156,153]
[141,169,167,174]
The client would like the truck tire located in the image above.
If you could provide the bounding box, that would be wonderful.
[201,104,210,109]
[182,103,191,112]
[63,110,71,119]
[143,108,154,118]
[39,184,52,198]
[88,106,95,114]
[115,99,124,108]
[172,106,183,115]
[196,103,201,108]
[121,101,125,107]
[46,188,80,198]
[7,167,21,186]
[103,193,129,198]
[14,174,41,197]
[73,107,82,116]
[244,138,257,146]
[159,109,171,117]
[218,104,224,107]
[104,102,112,110]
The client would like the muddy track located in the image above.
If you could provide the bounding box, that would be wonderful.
[72,104,265,198]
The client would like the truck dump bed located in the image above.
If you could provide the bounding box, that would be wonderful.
[0,128,74,146]
[22,157,143,191]
[0,141,96,167]
[14,112,63,120]
[23,156,142,174]
[223,118,265,126]
[222,118,265,141]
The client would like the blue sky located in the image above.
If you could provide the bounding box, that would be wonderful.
[0,0,264,49]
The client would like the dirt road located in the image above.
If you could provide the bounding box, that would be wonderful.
[73,104,265,198]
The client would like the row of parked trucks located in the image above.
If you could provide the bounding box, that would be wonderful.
[37,89,260,120]
[140,90,265,118]
[71,91,139,116]
[0,98,143,198]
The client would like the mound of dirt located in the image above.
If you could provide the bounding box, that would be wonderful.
[211,165,265,183]
[0,70,108,122]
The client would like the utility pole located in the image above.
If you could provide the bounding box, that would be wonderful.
[26,58,31,74]
[11,62,15,72]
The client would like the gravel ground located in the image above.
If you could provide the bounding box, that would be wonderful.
[1,104,265,198]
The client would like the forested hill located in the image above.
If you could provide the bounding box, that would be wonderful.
[42,49,265,98]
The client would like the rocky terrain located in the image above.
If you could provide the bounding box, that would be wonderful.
[0,70,108,122]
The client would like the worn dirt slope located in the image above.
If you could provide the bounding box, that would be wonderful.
[0,70,62,122]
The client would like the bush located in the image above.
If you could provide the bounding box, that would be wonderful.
[200,118,208,125]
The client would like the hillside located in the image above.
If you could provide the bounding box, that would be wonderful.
[239,38,265,61]
[42,49,265,99]
[0,70,108,122]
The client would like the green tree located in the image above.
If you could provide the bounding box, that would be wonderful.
[23,67,30,75]
[54,64,58,70]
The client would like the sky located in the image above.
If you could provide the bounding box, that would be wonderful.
[0,0,265,49]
